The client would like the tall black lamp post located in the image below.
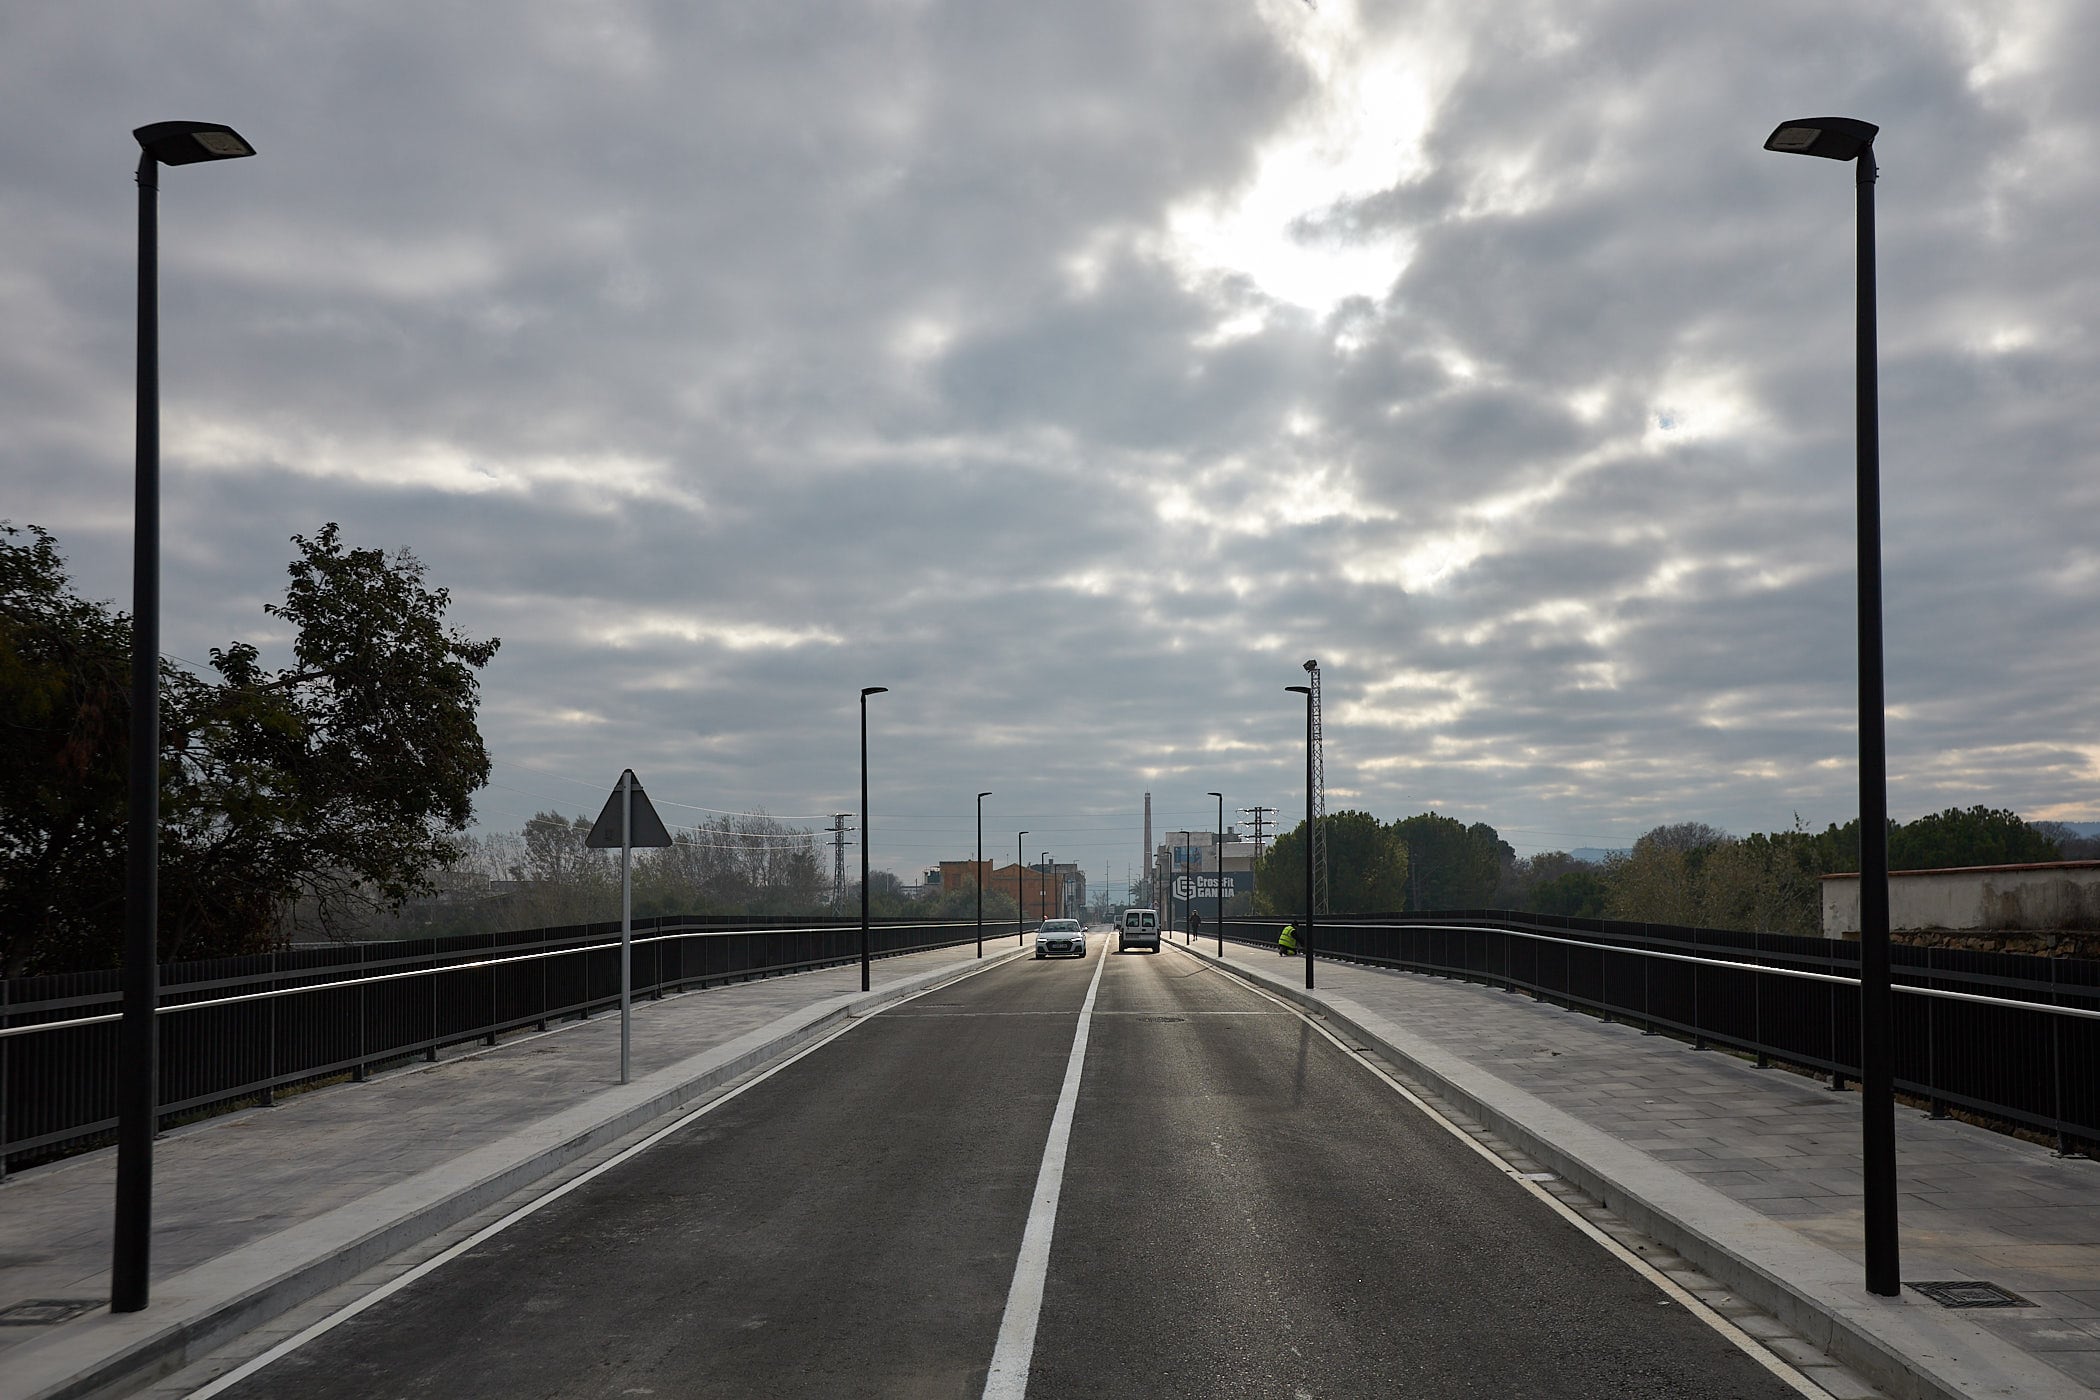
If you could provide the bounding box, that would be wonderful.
[117,120,257,1316]
[1763,115,1898,1299]
[1286,682,1316,990]
[1208,792,1225,955]
[859,687,887,991]
[1016,830,1028,945]
[975,792,992,957]
[1039,852,1051,924]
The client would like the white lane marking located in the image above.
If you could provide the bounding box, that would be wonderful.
[980,944,1110,1400]
[184,968,1000,1399]
[1197,961,1832,1400]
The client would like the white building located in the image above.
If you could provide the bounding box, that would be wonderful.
[1821,860,2100,939]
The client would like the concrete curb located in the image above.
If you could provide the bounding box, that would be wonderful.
[10,948,1027,1400]
[1173,944,2082,1400]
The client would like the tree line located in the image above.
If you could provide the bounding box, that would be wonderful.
[1253,805,2094,938]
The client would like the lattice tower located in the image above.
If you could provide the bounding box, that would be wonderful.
[830,814,853,910]
[1240,806,1275,856]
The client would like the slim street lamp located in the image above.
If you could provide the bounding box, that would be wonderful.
[859,687,887,992]
[1016,831,1029,945]
[1763,115,1898,1299]
[1039,852,1051,925]
[975,792,992,957]
[1208,792,1225,955]
[117,120,257,1316]
[1286,681,1316,990]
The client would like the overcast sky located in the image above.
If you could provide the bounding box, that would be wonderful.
[6,0,2096,894]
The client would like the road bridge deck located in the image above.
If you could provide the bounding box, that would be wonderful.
[0,934,2091,1398]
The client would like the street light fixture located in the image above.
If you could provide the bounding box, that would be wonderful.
[1016,831,1029,945]
[1286,682,1316,990]
[1763,114,1897,1298]
[116,119,257,1317]
[859,687,887,992]
[975,792,992,957]
[1208,792,1225,955]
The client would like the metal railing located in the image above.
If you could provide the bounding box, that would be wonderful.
[1225,911,2099,1153]
[1,915,991,1174]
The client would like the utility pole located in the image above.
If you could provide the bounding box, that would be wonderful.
[829,813,854,911]
[1306,660,1328,916]
[1240,806,1276,856]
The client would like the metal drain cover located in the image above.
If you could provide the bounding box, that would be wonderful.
[1907,1281,2033,1309]
[0,1299,102,1326]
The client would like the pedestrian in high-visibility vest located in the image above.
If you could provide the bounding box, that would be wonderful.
[1278,923,1299,956]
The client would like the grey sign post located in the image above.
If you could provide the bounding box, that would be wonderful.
[586,770,675,1083]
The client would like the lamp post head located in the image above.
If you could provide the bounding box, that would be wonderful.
[1207,791,1222,800]
[133,122,256,165]
[1286,684,1311,695]
[1303,659,1319,673]
[978,791,993,799]
[1764,117,1878,162]
[861,686,888,698]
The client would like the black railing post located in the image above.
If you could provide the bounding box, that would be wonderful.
[1692,930,1708,1051]
[2052,956,2071,1156]
[1,978,10,1182]
[1926,947,1947,1118]
[1642,948,1656,1035]
[262,974,276,1107]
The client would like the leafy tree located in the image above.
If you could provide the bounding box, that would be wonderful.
[519,810,601,885]
[1890,806,2059,870]
[1390,812,1510,911]
[1253,810,1409,915]
[636,812,827,916]
[1528,868,1609,918]
[0,522,499,973]
[1497,852,1610,918]
[916,883,1019,922]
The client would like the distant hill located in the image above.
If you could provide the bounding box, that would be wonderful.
[2050,822,2100,838]
[1568,848,1627,865]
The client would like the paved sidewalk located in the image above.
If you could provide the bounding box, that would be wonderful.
[1172,937,2100,1400]
[0,941,1029,1400]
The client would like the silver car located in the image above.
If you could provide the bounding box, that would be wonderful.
[1034,918,1086,959]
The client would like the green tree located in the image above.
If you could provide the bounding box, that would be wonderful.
[1390,812,1511,911]
[1253,810,1409,915]
[1499,852,1610,918]
[1529,868,1609,918]
[1891,806,2059,870]
[0,522,499,973]
[1601,823,1731,925]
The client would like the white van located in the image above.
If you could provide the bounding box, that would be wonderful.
[1119,907,1162,954]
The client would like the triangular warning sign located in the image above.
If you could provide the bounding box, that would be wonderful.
[584,769,676,848]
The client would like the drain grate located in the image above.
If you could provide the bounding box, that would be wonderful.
[0,1299,102,1326]
[1907,1281,2034,1309]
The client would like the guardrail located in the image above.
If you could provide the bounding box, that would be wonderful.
[1,915,996,1174]
[1219,911,2099,1153]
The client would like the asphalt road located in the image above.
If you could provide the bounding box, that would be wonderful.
[209,942,1810,1399]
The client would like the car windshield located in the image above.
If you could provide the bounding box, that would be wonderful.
[1040,920,1080,932]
